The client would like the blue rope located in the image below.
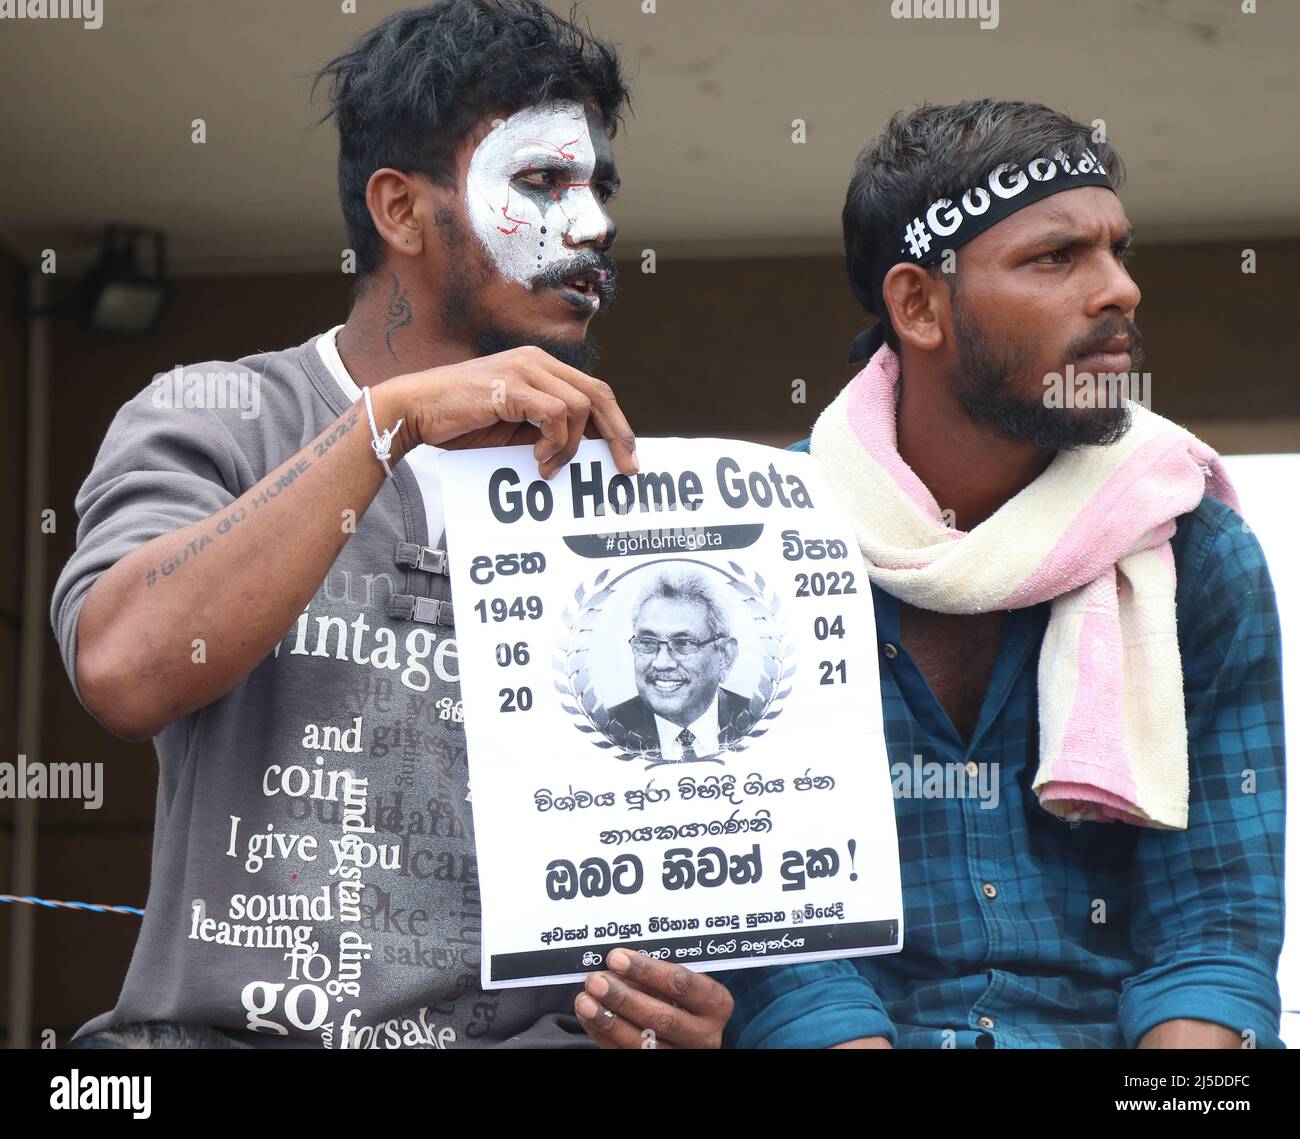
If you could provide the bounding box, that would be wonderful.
[0,894,144,916]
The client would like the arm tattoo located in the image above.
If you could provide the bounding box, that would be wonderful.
[142,408,357,588]
[312,407,361,459]
[385,272,413,358]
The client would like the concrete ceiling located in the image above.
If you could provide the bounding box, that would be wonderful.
[1,0,1297,275]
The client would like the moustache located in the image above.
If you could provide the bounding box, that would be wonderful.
[531,252,619,300]
[1067,317,1144,364]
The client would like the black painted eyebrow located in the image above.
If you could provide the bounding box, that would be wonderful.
[513,155,578,172]
[509,153,618,191]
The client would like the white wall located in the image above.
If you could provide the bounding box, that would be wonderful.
[1220,454,1299,1047]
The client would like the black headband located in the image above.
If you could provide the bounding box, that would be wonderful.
[848,147,1115,363]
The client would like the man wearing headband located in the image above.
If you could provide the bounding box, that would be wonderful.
[722,99,1285,1049]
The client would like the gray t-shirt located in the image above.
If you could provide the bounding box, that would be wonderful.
[50,332,590,1049]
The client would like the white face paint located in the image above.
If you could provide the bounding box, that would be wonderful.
[464,100,615,288]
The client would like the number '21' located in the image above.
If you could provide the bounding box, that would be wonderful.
[819,661,847,685]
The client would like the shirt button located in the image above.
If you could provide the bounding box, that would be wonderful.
[978,1016,996,1030]
[981,882,998,899]
[883,643,898,659]
[965,761,980,779]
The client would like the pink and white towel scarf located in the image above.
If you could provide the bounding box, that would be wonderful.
[810,345,1240,830]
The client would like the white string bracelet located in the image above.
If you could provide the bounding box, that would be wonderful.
[362,385,404,479]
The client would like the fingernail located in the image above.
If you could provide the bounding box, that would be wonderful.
[629,449,640,472]
[587,973,609,998]
[608,949,630,972]
[575,994,599,1018]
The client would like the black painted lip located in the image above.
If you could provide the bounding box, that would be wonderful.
[556,283,599,310]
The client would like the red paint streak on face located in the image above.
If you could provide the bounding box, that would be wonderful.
[496,189,533,235]
[519,136,580,160]
[547,189,575,230]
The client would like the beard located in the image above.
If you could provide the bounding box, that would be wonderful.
[950,298,1136,450]
[473,325,598,373]
[435,211,611,375]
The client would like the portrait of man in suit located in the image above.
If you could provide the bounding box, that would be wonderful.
[604,569,752,762]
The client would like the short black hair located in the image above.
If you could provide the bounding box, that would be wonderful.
[842,99,1127,349]
[312,0,630,280]
[67,1021,249,1049]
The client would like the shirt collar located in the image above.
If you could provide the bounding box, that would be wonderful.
[314,324,361,404]
[654,692,721,760]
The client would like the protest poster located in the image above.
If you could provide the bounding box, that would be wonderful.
[440,438,903,988]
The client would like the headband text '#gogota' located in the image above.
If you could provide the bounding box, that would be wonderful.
[850,146,1116,363]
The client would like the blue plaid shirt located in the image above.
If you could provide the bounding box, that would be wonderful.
[721,438,1286,1049]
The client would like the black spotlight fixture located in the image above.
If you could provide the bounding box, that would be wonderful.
[80,225,171,334]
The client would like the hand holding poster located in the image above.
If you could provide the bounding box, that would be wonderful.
[440,438,903,988]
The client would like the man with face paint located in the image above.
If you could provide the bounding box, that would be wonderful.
[721,100,1285,1050]
[464,102,620,327]
[53,1,733,1051]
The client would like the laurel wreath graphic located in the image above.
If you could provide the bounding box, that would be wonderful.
[553,559,796,764]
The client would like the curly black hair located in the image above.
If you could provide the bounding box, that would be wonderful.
[312,0,630,281]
